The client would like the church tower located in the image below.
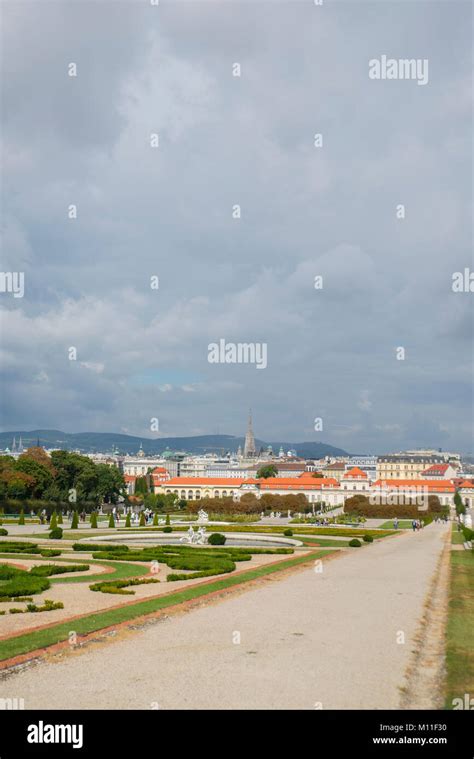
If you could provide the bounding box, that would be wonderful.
[243,409,256,458]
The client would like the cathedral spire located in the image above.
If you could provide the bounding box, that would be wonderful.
[243,409,256,457]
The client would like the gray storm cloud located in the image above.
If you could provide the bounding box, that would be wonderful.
[0,0,472,452]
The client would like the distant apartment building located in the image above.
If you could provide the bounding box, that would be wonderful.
[321,461,347,481]
[376,455,445,481]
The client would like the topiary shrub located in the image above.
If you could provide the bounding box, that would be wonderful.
[165,513,171,526]
[153,512,159,526]
[139,512,146,527]
[49,527,63,540]
[0,565,50,598]
[30,563,88,577]
[71,511,79,529]
[40,549,61,557]
[49,512,58,530]
[57,512,63,525]
[18,509,25,525]
[108,513,115,528]
[163,526,172,534]
[125,513,131,528]
[0,528,8,536]
[208,533,226,545]
[363,534,373,543]
[90,512,98,529]
[349,538,362,547]
[283,528,293,536]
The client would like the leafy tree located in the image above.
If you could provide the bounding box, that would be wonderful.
[95,464,125,504]
[256,465,278,479]
[454,491,466,516]
[14,457,53,497]
[144,493,159,509]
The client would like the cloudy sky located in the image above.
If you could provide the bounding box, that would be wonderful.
[0,0,472,453]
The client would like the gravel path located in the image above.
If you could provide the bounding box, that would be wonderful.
[1,522,450,709]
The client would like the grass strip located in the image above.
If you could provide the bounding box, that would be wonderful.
[0,550,328,662]
[444,549,474,708]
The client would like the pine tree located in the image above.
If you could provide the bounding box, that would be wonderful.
[90,512,98,528]
[125,512,131,528]
[108,513,115,528]
[50,511,58,530]
[71,511,79,529]
[18,509,25,525]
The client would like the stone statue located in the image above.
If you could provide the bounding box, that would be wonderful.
[197,509,209,524]
[196,526,208,544]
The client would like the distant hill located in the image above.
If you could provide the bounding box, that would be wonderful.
[0,430,349,459]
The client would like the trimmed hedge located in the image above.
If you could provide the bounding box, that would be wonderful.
[349,539,362,547]
[0,541,41,554]
[49,527,63,540]
[73,543,129,553]
[88,543,293,582]
[30,564,89,577]
[90,577,160,595]
[208,533,226,545]
[0,567,50,599]
[0,529,8,536]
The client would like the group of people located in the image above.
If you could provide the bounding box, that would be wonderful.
[38,509,88,525]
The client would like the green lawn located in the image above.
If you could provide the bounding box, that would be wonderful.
[0,549,330,662]
[299,537,351,547]
[445,548,474,708]
[451,528,466,545]
[379,520,414,530]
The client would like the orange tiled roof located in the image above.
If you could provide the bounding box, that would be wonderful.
[458,480,474,488]
[372,479,454,492]
[343,467,367,478]
[259,477,339,490]
[161,476,338,490]
[163,477,258,487]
